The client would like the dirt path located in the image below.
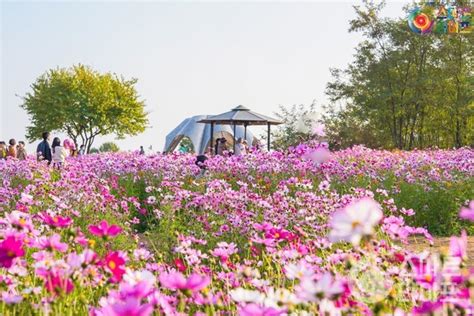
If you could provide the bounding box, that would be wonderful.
[407,236,474,267]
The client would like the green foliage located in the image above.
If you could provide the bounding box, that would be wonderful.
[21,64,149,153]
[329,172,474,236]
[270,102,320,150]
[324,0,474,149]
[89,148,99,154]
[99,142,120,153]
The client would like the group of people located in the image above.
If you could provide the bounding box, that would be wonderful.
[1,131,87,169]
[36,132,86,168]
[0,139,28,160]
[214,137,249,156]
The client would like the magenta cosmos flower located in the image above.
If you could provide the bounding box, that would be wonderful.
[41,213,72,228]
[104,251,126,283]
[89,220,122,238]
[159,271,210,292]
[43,271,74,296]
[412,300,443,315]
[0,236,25,268]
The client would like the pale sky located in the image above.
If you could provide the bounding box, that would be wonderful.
[1,0,406,152]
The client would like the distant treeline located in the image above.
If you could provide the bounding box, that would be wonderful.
[323,1,473,150]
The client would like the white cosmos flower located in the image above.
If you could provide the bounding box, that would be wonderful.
[297,273,344,302]
[264,287,300,307]
[146,196,157,204]
[284,261,315,280]
[319,298,342,316]
[123,269,156,285]
[329,198,383,246]
[230,288,264,304]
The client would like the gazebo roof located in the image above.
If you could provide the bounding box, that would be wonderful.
[197,105,282,126]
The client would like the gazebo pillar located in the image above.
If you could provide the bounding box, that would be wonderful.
[233,123,236,153]
[210,122,214,155]
[267,123,271,151]
[244,123,248,140]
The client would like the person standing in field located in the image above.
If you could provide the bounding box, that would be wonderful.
[234,138,247,156]
[242,140,249,153]
[7,139,17,158]
[78,145,85,156]
[16,141,27,160]
[217,138,227,156]
[51,137,68,169]
[37,132,52,164]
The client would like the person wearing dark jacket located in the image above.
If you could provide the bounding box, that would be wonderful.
[36,132,52,164]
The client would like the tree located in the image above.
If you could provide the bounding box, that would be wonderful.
[99,142,120,153]
[21,64,149,153]
[270,102,320,150]
[325,1,473,149]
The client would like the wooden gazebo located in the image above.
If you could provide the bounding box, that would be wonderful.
[197,105,282,153]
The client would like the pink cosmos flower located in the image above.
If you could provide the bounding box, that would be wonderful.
[37,268,74,296]
[297,272,344,302]
[318,180,330,191]
[89,220,122,238]
[238,303,286,316]
[312,122,326,137]
[211,242,238,263]
[38,234,68,253]
[121,270,156,299]
[449,230,467,260]
[0,236,25,268]
[459,201,474,221]
[96,297,153,316]
[104,251,126,283]
[4,211,34,231]
[1,291,23,304]
[159,271,210,292]
[329,198,383,246]
[41,213,72,228]
[302,147,331,164]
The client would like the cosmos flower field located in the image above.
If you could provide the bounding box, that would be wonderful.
[0,145,473,315]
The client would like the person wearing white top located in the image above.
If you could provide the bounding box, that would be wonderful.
[235,138,246,156]
[51,137,68,169]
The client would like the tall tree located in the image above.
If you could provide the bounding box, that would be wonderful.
[21,65,149,153]
[325,1,473,149]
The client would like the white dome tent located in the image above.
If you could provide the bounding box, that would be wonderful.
[163,115,254,154]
